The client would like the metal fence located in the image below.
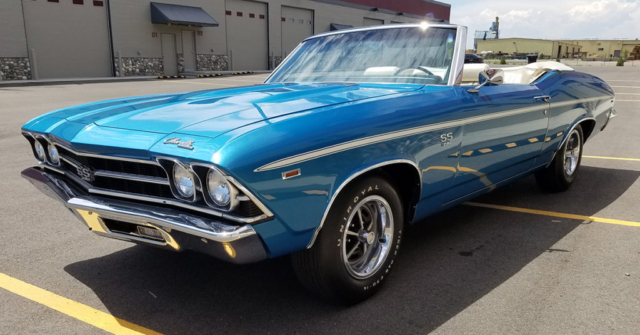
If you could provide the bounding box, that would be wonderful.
[559,59,639,67]
[483,59,639,67]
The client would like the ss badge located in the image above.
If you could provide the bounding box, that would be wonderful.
[440,132,454,146]
[76,164,95,182]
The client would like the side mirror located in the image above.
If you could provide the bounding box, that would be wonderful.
[468,69,504,93]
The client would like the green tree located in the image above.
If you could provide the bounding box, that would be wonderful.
[500,56,507,65]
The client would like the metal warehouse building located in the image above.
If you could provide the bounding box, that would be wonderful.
[476,38,582,59]
[0,0,450,80]
[477,37,640,60]
[561,39,640,59]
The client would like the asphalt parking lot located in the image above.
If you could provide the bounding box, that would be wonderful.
[1,67,639,335]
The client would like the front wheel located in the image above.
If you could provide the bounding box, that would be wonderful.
[535,124,584,192]
[292,175,403,305]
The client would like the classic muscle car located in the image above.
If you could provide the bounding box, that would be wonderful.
[21,23,616,304]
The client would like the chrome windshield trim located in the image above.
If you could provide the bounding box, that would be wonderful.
[449,25,467,86]
[93,170,170,185]
[307,159,421,248]
[303,23,461,41]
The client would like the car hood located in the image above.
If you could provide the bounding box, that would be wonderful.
[51,82,420,138]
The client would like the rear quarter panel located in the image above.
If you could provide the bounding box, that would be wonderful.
[534,71,614,165]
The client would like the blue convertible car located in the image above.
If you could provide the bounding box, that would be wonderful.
[22,23,616,304]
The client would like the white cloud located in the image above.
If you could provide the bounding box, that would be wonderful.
[448,0,640,48]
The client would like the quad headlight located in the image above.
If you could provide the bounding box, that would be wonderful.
[34,141,46,161]
[48,144,60,165]
[207,168,231,206]
[172,163,195,198]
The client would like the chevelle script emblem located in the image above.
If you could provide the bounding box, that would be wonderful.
[164,137,195,150]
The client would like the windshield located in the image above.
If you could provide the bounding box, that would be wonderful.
[266,27,457,85]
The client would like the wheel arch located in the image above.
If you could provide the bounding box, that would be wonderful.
[580,118,597,142]
[547,116,595,168]
[306,159,421,249]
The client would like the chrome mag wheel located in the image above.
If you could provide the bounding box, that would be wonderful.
[564,129,582,176]
[342,195,394,279]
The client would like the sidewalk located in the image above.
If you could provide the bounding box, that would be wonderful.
[0,71,272,88]
[0,75,157,88]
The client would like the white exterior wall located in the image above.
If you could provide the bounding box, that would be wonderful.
[110,0,228,58]
[266,0,421,61]
[0,0,28,58]
[1,0,429,79]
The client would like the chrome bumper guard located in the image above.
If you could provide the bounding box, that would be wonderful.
[21,167,268,264]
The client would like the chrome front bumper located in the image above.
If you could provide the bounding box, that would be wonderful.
[21,167,268,264]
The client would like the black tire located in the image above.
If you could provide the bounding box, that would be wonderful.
[292,175,404,305]
[535,124,584,192]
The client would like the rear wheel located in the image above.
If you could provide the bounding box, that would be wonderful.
[292,175,403,305]
[535,124,583,192]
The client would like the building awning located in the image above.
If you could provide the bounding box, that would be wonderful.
[330,23,354,31]
[150,2,219,27]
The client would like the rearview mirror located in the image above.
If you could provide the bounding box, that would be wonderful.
[468,69,504,93]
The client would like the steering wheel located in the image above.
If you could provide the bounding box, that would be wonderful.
[393,67,434,76]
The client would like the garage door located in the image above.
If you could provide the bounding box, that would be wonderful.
[281,6,313,58]
[363,18,383,26]
[22,0,112,79]
[225,0,268,71]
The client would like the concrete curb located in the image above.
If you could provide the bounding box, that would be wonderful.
[0,76,158,88]
[0,71,272,88]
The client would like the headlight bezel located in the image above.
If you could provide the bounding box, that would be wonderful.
[191,163,239,211]
[157,157,199,202]
[47,143,61,166]
[33,140,46,162]
[172,162,196,199]
[27,132,61,166]
[206,167,232,207]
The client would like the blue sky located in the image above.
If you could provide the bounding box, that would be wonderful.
[445,0,640,48]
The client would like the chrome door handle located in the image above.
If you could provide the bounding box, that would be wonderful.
[534,95,551,102]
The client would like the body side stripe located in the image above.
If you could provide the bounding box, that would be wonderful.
[255,95,611,172]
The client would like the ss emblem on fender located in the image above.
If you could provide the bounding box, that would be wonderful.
[76,164,95,182]
[440,132,454,146]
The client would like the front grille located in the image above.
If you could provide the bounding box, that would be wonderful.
[57,146,166,178]
[93,176,174,198]
[51,143,267,221]
[57,146,170,199]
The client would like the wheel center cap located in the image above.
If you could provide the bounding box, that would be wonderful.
[359,231,375,245]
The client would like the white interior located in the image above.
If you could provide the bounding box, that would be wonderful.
[461,61,575,85]
[363,61,574,86]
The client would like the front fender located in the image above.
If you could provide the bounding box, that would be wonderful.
[237,151,420,258]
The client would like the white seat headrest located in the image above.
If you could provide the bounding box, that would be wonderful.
[363,66,399,76]
[461,64,490,83]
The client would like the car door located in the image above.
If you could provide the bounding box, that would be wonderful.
[450,83,550,197]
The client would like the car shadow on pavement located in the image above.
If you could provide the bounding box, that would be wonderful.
[64,166,639,334]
